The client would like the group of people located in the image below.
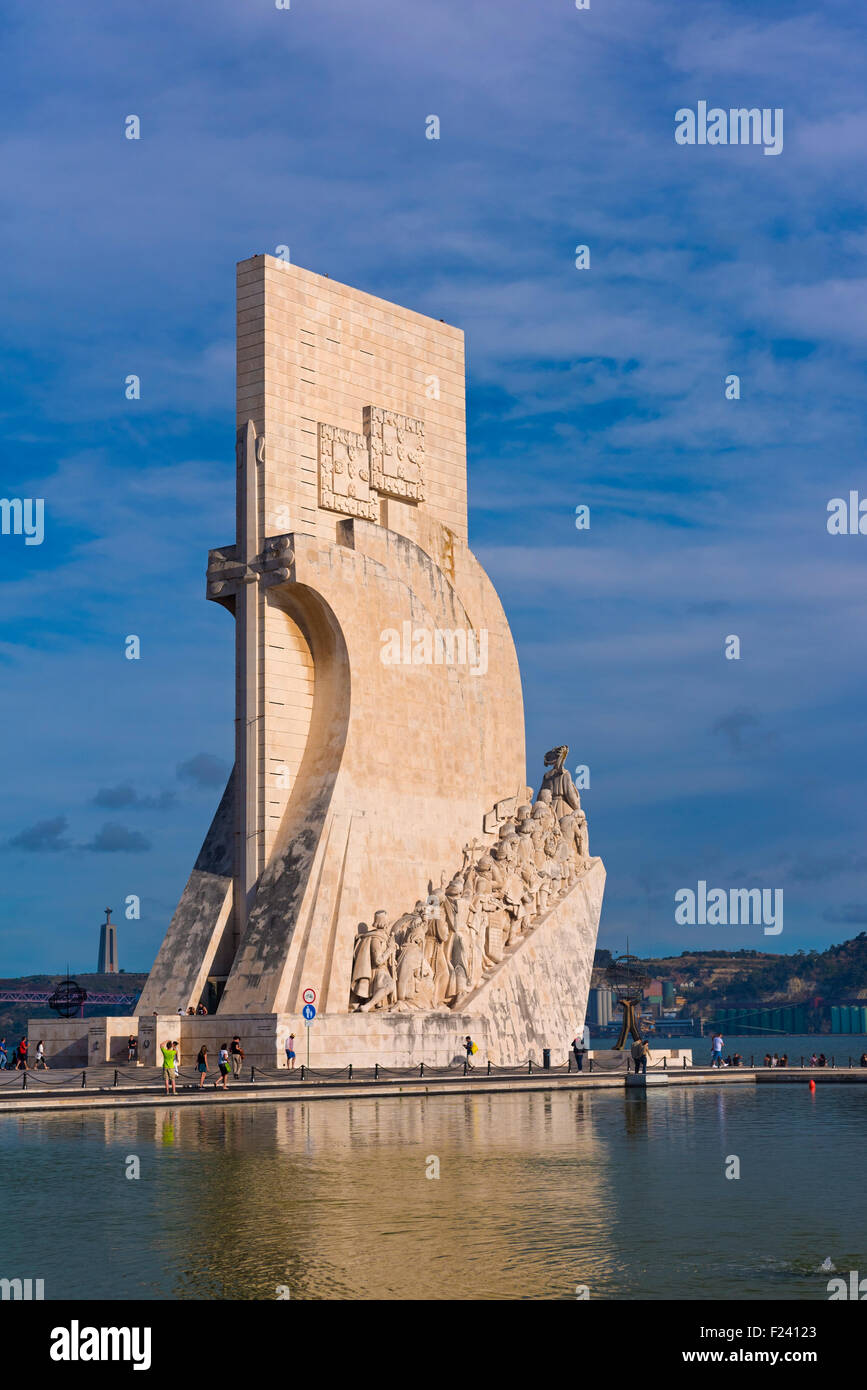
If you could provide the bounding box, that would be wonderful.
[160,1035,247,1093]
[0,1036,48,1070]
[351,748,592,1014]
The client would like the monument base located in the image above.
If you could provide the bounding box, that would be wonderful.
[33,861,606,1072]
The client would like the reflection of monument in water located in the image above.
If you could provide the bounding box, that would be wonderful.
[82,1093,615,1300]
[86,258,605,1067]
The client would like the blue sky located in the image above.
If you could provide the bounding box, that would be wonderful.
[1,0,866,975]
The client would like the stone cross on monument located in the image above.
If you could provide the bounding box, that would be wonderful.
[205,421,293,942]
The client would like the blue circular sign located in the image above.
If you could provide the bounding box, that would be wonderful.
[302,1004,316,1021]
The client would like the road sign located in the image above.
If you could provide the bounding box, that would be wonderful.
[302,988,316,1005]
[302,1003,316,1021]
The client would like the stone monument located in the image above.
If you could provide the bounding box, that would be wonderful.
[39,257,605,1069]
[96,907,118,974]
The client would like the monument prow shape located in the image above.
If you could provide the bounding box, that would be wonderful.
[132,256,605,1069]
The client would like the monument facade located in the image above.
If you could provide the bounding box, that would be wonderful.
[39,257,605,1069]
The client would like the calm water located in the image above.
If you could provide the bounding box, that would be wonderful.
[1,1083,864,1300]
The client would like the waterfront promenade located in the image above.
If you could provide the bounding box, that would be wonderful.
[1,1055,866,1115]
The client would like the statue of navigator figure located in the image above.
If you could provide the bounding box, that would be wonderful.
[537,745,589,857]
[352,911,397,1012]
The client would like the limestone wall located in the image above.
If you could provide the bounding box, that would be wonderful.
[218,518,526,1018]
[26,1019,88,1066]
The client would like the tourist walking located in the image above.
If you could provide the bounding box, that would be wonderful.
[464,1035,476,1068]
[572,1032,585,1072]
[285,1033,296,1069]
[196,1045,209,1088]
[230,1035,244,1078]
[161,1039,177,1095]
[34,1040,48,1070]
[710,1032,724,1068]
[0,1037,7,1069]
[15,1037,28,1070]
[214,1043,230,1089]
[127,1034,138,1062]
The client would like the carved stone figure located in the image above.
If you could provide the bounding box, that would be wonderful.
[538,746,583,821]
[421,892,451,1008]
[515,819,542,916]
[440,875,470,1001]
[448,906,476,1002]
[533,788,557,833]
[355,911,397,1011]
[542,827,565,901]
[560,812,589,876]
[394,914,430,1008]
[467,852,499,967]
[491,837,526,946]
[350,921,374,1005]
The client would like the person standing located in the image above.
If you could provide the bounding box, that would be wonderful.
[214,1043,230,1089]
[710,1032,724,1068]
[196,1044,209,1088]
[127,1034,137,1063]
[464,1035,476,1069]
[285,1034,297,1070]
[631,1038,650,1074]
[572,1033,586,1072]
[172,1041,180,1083]
[160,1040,177,1095]
[0,1038,7,1069]
[230,1035,244,1078]
[35,1040,49,1070]
[15,1037,28,1070]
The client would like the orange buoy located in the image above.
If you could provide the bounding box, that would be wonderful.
[809,1079,816,1092]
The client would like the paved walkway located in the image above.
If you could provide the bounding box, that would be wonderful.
[0,1061,864,1115]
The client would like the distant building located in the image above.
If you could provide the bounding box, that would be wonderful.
[97,907,118,974]
[587,987,614,1027]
